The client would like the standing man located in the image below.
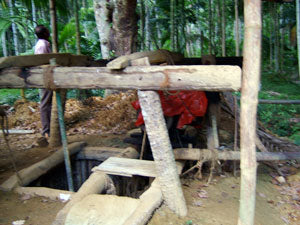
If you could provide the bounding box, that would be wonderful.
[34,25,52,138]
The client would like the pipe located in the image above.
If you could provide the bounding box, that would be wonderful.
[56,91,74,192]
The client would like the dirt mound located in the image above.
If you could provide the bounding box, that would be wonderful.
[8,99,41,131]
[7,91,138,135]
[66,91,138,134]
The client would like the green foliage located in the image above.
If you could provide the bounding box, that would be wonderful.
[0,89,21,105]
[258,72,300,142]
[0,89,40,105]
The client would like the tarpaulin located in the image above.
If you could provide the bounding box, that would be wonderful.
[132,91,208,129]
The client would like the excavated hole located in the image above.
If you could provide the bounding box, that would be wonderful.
[28,152,151,198]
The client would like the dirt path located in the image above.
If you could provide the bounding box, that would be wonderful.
[149,168,300,225]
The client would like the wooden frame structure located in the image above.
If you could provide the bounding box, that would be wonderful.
[0,0,263,224]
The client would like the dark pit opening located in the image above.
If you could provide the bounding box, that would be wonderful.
[28,152,150,197]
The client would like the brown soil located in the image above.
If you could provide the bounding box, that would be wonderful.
[0,92,299,225]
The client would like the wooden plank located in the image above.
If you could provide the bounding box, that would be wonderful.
[92,157,157,178]
[0,129,34,134]
[0,65,242,91]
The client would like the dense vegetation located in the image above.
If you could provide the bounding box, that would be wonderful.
[0,0,299,144]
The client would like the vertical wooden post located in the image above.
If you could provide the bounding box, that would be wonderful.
[138,90,187,217]
[238,1,261,225]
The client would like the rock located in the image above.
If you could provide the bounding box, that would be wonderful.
[36,136,49,147]
[275,176,286,184]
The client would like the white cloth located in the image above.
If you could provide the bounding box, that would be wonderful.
[34,39,51,54]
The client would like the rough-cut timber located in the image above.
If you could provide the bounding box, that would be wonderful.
[0,65,242,91]
[0,53,91,69]
[138,90,187,217]
[107,49,183,69]
[52,172,109,225]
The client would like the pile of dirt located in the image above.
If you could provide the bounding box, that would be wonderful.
[8,100,41,130]
[6,91,138,135]
[67,90,138,134]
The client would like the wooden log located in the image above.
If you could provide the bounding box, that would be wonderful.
[0,142,86,191]
[173,148,300,161]
[0,65,242,91]
[123,162,185,225]
[0,53,91,69]
[52,172,109,225]
[138,90,187,217]
[107,49,183,69]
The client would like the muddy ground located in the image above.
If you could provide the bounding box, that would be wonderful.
[0,93,299,225]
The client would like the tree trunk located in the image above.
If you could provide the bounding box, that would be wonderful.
[274,3,279,72]
[174,0,179,51]
[139,0,145,51]
[1,33,8,57]
[74,0,81,55]
[269,3,273,69]
[49,0,62,147]
[155,6,162,49]
[280,5,284,71]
[221,0,226,56]
[185,25,191,57]
[49,0,58,53]
[170,0,175,51]
[31,0,37,24]
[8,0,19,56]
[145,3,151,50]
[111,0,138,56]
[208,0,213,55]
[238,0,261,225]
[82,0,87,8]
[234,0,240,56]
[93,0,112,59]
[296,0,300,79]
[180,0,186,55]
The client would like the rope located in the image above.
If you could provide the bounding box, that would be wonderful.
[0,108,23,185]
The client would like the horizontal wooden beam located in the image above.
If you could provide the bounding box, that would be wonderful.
[173,148,300,161]
[0,65,241,91]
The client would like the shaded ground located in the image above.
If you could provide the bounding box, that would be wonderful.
[0,92,299,225]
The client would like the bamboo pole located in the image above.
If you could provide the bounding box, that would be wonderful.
[238,1,261,225]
